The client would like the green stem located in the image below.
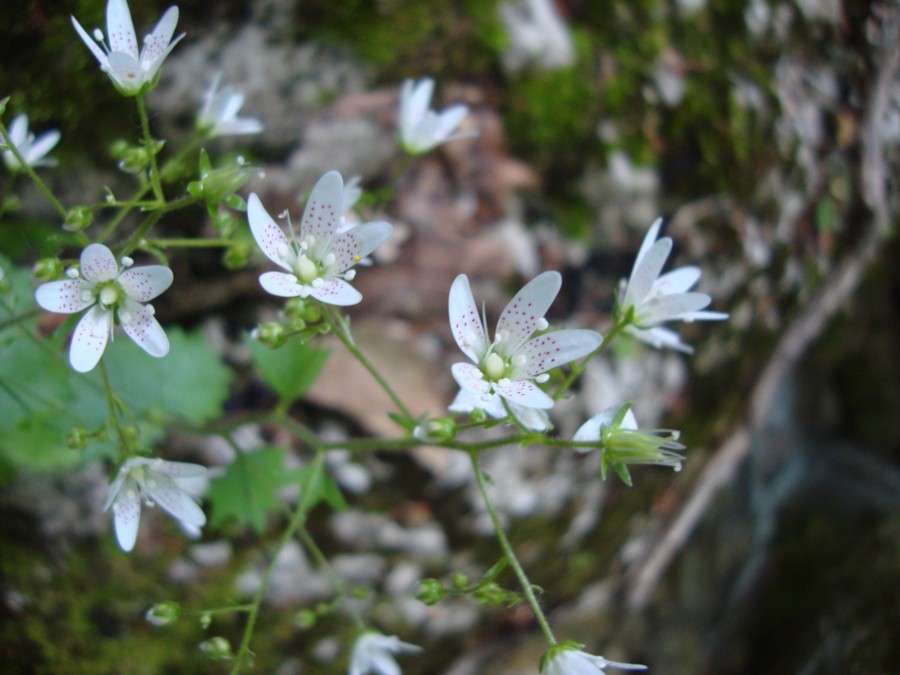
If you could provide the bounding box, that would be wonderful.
[552,320,626,401]
[322,306,414,425]
[296,523,366,629]
[99,360,133,455]
[0,120,67,219]
[136,95,164,205]
[468,450,556,646]
[145,237,231,248]
[230,451,326,673]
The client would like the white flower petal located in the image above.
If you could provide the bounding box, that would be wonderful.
[144,472,206,528]
[35,278,95,313]
[8,114,27,145]
[623,237,672,309]
[653,266,701,295]
[494,377,554,409]
[628,325,693,353]
[634,217,663,268]
[518,329,602,377]
[106,0,138,58]
[80,243,119,283]
[435,104,468,139]
[327,221,392,273]
[687,309,729,321]
[69,305,112,372]
[71,16,109,66]
[301,171,343,257]
[107,51,144,92]
[26,130,61,166]
[509,402,550,431]
[141,6,181,72]
[451,362,492,399]
[118,298,169,357]
[403,78,434,130]
[449,274,488,362]
[496,270,561,354]
[118,265,174,302]
[309,278,362,306]
[259,271,306,297]
[639,292,711,324]
[247,193,294,270]
[112,482,142,552]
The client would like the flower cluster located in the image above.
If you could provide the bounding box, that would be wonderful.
[35,243,173,373]
[248,171,392,306]
[448,271,602,430]
[72,0,183,96]
[616,218,728,353]
[2,113,60,170]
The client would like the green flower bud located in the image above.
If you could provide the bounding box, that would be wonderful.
[252,322,287,348]
[145,602,181,627]
[416,578,446,605]
[413,417,457,442]
[295,608,317,629]
[222,242,251,270]
[199,636,234,661]
[32,258,62,281]
[67,427,90,450]
[63,206,94,233]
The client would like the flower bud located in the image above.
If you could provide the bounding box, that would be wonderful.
[63,206,94,233]
[199,636,234,661]
[416,578,446,605]
[222,242,251,270]
[145,601,181,627]
[32,258,62,281]
[67,427,90,450]
[412,417,457,442]
[252,322,287,348]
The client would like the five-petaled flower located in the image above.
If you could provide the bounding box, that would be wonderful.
[71,0,184,96]
[248,170,392,306]
[397,78,470,154]
[35,243,173,373]
[542,642,647,675]
[449,272,602,430]
[2,113,60,170]
[573,403,684,485]
[616,218,728,353]
[197,73,263,138]
[103,457,208,552]
[349,632,422,675]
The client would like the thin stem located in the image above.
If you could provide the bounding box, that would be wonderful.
[296,523,366,629]
[135,94,164,205]
[145,237,231,248]
[231,451,326,673]
[322,306,414,425]
[0,120,67,219]
[552,320,626,401]
[99,360,133,455]
[467,450,557,646]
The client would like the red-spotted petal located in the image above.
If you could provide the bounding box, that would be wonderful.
[69,305,112,372]
[517,329,603,377]
[494,378,554,409]
[310,278,362,306]
[449,275,488,362]
[259,271,306,297]
[106,0,138,57]
[496,271,561,354]
[119,265,173,302]
[35,278,95,314]
[248,193,293,270]
[301,171,342,257]
[80,243,119,283]
[111,478,142,552]
[118,298,169,358]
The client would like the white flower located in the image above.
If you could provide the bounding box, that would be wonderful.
[35,243,173,373]
[71,0,184,96]
[248,171,392,306]
[103,457,208,552]
[574,404,685,485]
[449,272,602,429]
[398,78,470,154]
[542,643,646,675]
[617,218,728,353]
[197,73,263,138]
[498,0,576,73]
[2,113,60,170]
[349,632,421,675]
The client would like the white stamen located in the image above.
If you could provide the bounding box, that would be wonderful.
[66,268,80,279]
[121,256,134,268]
[535,374,550,383]
[93,28,104,42]
[324,253,336,266]
[344,269,356,281]
[536,317,549,330]
[80,290,93,302]
[311,278,325,288]
[278,210,290,220]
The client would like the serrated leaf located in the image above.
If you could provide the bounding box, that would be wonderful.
[245,335,329,405]
[294,463,347,514]
[208,447,293,533]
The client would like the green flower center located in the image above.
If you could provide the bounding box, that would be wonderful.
[97,282,122,308]
[296,254,320,284]
[483,352,507,380]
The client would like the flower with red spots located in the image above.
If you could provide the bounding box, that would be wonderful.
[448,272,602,429]
[247,171,392,306]
[35,243,173,373]
[103,457,208,552]
[71,0,184,96]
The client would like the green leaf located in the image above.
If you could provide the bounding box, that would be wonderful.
[295,463,347,514]
[208,447,293,533]
[245,335,329,405]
